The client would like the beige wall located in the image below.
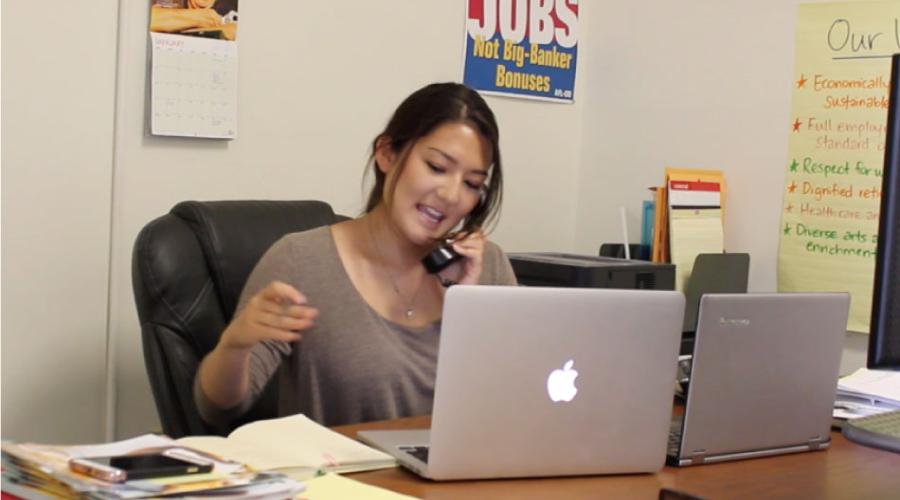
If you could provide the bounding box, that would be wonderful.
[576,0,799,292]
[573,0,868,378]
[2,1,868,442]
[2,1,119,442]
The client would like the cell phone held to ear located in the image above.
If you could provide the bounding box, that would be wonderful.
[422,242,463,274]
[69,450,213,483]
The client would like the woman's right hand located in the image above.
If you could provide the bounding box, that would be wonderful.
[219,281,318,351]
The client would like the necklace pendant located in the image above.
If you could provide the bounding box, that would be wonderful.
[405,308,414,319]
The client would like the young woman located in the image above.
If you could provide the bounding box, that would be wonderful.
[194,83,517,427]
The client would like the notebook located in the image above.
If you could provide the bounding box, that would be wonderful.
[358,285,685,480]
[668,293,850,466]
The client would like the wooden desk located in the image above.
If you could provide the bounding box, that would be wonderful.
[334,416,900,499]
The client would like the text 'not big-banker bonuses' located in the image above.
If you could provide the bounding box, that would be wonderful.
[464,0,579,102]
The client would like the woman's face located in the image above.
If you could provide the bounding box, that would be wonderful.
[377,122,491,248]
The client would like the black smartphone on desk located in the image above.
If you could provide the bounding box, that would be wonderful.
[69,451,212,482]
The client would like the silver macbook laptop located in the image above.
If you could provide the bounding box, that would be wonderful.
[358,285,685,480]
[667,293,850,466]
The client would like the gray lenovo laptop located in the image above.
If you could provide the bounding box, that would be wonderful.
[667,293,850,466]
[358,285,685,480]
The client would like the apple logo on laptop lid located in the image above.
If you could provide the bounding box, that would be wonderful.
[547,359,578,402]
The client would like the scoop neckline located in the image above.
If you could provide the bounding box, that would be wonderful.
[323,225,441,333]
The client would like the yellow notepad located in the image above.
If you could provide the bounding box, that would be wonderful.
[300,473,417,500]
[665,168,726,290]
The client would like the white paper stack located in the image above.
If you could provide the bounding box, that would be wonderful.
[1,434,304,499]
[834,368,900,419]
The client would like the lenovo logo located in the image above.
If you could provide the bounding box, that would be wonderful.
[719,317,750,327]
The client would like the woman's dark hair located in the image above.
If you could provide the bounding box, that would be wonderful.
[365,82,503,236]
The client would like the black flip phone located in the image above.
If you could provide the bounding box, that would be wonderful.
[422,243,463,274]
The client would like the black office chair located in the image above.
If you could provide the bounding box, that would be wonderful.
[132,200,345,438]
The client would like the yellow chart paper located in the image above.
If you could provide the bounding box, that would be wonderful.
[779,1,898,333]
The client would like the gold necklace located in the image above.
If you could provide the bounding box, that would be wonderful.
[367,219,427,319]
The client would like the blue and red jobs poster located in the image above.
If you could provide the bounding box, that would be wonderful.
[464,0,579,102]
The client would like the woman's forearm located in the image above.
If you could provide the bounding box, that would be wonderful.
[197,343,253,409]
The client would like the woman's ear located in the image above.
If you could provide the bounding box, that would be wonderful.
[374,136,396,174]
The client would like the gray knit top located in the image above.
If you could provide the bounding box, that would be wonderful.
[194,225,517,427]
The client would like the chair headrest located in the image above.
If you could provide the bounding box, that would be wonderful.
[169,200,338,317]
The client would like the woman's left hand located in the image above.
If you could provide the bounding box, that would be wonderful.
[441,229,485,286]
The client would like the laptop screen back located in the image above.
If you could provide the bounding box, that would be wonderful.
[426,285,685,479]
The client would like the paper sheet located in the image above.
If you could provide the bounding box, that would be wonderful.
[669,208,725,291]
[777,1,897,332]
[62,434,176,459]
[838,367,900,404]
[300,473,417,500]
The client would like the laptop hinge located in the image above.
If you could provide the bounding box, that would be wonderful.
[807,436,825,450]
[690,450,707,465]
